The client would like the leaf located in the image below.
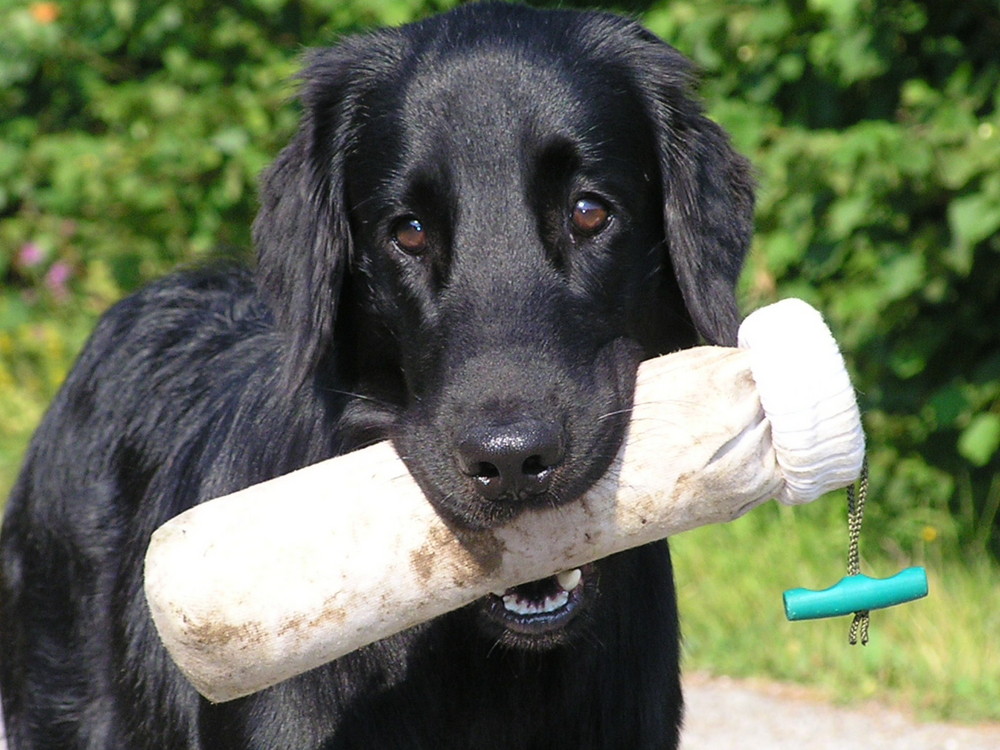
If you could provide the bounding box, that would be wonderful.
[877,253,925,301]
[760,231,803,275]
[949,191,1000,250]
[928,384,971,428]
[826,195,871,239]
[958,413,1000,467]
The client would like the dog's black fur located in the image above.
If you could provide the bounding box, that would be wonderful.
[0,4,752,748]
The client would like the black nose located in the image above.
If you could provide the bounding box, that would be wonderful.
[455,419,564,502]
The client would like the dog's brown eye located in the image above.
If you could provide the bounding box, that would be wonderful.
[571,196,610,237]
[392,217,428,255]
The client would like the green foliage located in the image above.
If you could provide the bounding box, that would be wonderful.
[646,0,1000,560]
[1,0,464,492]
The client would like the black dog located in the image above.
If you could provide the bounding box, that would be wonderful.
[0,4,752,748]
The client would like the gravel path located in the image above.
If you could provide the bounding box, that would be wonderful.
[3,675,998,748]
[681,673,1000,749]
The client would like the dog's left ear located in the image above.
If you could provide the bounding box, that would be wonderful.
[631,33,755,347]
[253,39,398,386]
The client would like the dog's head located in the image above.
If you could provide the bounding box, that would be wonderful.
[254,3,752,648]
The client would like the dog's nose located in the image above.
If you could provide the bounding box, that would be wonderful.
[455,419,564,502]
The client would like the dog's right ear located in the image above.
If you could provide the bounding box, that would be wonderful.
[253,38,398,387]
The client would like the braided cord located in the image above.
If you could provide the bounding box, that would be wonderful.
[847,458,870,645]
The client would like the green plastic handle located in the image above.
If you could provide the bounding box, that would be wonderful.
[784,567,928,621]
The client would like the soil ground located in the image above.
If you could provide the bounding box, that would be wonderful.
[681,672,1000,749]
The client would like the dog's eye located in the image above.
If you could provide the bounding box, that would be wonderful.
[570,196,610,237]
[392,216,428,255]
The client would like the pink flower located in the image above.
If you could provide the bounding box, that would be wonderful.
[44,261,72,301]
[18,242,44,268]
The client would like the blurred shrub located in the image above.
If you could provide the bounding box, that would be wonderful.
[646,0,1000,558]
[2,0,999,558]
[0,0,459,488]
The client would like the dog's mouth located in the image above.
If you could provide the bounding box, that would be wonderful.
[482,564,594,638]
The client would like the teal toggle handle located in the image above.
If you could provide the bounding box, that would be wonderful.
[784,567,928,621]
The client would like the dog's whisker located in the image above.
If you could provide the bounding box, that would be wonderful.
[322,387,388,404]
[485,637,505,659]
[596,407,634,421]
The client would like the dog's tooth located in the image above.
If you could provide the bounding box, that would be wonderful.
[556,568,582,591]
[502,593,521,613]
[543,591,570,612]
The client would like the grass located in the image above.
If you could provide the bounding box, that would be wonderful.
[672,497,1000,723]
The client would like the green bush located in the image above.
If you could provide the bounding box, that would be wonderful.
[2,0,999,561]
[646,0,1000,558]
[0,0,460,485]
